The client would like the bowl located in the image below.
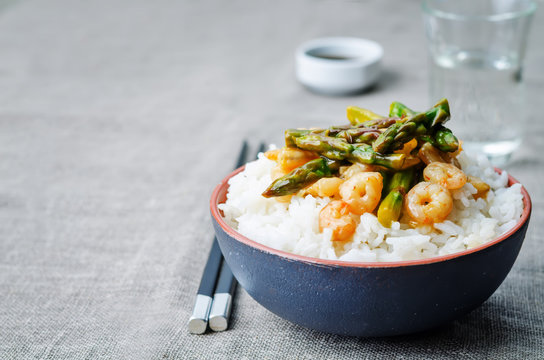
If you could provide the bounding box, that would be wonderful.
[210,167,531,337]
[295,37,383,95]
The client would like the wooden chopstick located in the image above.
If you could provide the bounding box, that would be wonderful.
[189,141,265,334]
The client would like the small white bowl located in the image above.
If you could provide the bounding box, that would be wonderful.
[295,37,383,95]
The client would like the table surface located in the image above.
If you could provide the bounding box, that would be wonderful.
[1,0,543,359]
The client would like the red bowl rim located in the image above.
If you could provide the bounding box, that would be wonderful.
[210,165,532,268]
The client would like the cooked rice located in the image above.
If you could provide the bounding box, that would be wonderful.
[219,148,524,262]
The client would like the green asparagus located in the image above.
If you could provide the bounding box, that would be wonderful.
[285,123,388,147]
[262,157,340,197]
[389,101,416,118]
[373,99,451,154]
[377,169,415,227]
[264,98,461,209]
[359,117,398,129]
[418,126,459,153]
[293,134,407,170]
[433,126,459,152]
[285,129,312,147]
[333,127,381,144]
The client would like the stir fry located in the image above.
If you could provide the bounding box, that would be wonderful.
[261,99,491,241]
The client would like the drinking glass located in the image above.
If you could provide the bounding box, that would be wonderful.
[422,0,537,165]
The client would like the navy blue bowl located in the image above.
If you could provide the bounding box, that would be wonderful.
[210,167,532,337]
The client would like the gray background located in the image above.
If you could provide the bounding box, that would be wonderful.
[1,0,543,359]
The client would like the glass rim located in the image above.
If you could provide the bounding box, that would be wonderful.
[422,0,537,22]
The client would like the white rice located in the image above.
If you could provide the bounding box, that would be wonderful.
[219,149,524,262]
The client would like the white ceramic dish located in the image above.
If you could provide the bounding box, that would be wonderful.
[295,37,383,95]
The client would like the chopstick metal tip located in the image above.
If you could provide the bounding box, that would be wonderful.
[188,318,207,335]
[188,294,213,334]
[209,316,228,332]
[209,293,232,332]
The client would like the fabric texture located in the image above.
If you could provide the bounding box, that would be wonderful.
[0,0,543,359]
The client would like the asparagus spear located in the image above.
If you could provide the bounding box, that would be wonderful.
[373,99,451,154]
[285,123,388,147]
[318,124,379,142]
[293,134,407,170]
[424,98,450,128]
[294,134,352,159]
[389,101,416,118]
[389,99,449,125]
[327,118,397,135]
[433,126,459,152]
[389,100,458,152]
[351,144,407,169]
[285,129,312,147]
[377,169,415,227]
[356,117,398,129]
[334,128,381,144]
[262,158,340,197]
[418,126,459,153]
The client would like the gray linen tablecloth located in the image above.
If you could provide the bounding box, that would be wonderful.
[1,0,543,358]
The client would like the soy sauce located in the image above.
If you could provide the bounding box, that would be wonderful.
[311,54,353,61]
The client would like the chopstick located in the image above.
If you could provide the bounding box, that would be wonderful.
[188,239,223,334]
[208,255,237,331]
[208,142,265,332]
[189,141,264,334]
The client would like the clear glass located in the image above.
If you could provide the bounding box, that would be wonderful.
[422,0,537,166]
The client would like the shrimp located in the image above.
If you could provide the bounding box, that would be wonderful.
[306,177,344,198]
[418,142,445,165]
[339,163,375,180]
[423,162,467,190]
[442,152,462,169]
[276,147,318,173]
[319,200,357,242]
[404,182,453,224]
[339,172,383,215]
[395,138,418,155]
[467,175,490,200]
[418,142,461,168]
[268,147,318,181]
[264,148,280,161]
